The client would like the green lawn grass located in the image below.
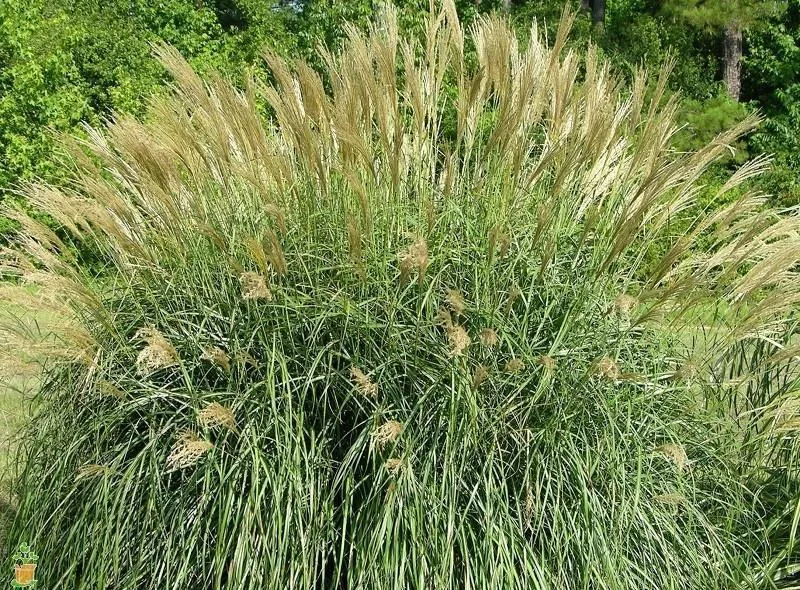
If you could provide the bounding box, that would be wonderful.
[0,298,35,473]
[0,301,35,554]
[0,374,30,472]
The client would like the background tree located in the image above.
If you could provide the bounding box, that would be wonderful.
[584,0,606,28]
[660,0,786,100]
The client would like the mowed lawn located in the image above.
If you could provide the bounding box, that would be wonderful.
[0,373,28,475]
[0,299,36,553]
[0,298,36,473]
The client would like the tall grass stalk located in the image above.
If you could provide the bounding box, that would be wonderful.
[1,2,798,588]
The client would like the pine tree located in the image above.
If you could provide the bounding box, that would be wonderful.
[661,0,785,100]
[582,0,606,29]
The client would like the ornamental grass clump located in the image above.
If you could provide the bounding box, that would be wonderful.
[2,3,799,588]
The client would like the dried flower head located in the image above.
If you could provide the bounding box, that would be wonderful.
[613,293,638,315]
[350,366,378,397]
[197,402,237,432]
[239,271,272,301]
[472,364,489,388]
[446,289,467,315]
[505,358,524,373]
[448,324,471,356]
[385,457,404,474]
[371,420,404,450]
[596,356,620,380]
[653,492,686,506]
[524,482,535,523]
[135,327,178,375]
[399,236,429,282]
[479,328,498,347]
[435,307,454,330]
[166,431,214,472]
[201,346,231,373]
[537,355,556,370]
[657,443,690,472]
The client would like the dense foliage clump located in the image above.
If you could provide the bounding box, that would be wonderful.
[1,3,799,588]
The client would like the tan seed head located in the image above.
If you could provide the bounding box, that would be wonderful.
[657,443,690,472]
[197,402,237,432]
[472,364,489,388]
[653,492,686,506]
[596,356,620,380]
[371,420,404,450]
[201,346,231,373]
[537,355,556,370]
[479,328,498,347]
[446,289,467,315]
[350,366,378,397]
[239,271,272,301]
[385,457,404,474]
[613,293,638,315]
[448,325,471,356]
[134,327,179,375]
[166,431,214,472]
[505,358,524,373]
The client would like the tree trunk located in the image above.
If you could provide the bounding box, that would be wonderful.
[582,0,591,11]
[502,0,511,12]
[591,0,605,29]
[723,22,742,101]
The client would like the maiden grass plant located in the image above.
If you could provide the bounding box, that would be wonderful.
[1,2,799,587]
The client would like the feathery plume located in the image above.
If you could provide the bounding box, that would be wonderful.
[596,356,621,380]
[537,355,556,370]
[350,366,378,397]
[479,328,498,347]
[371,420,404,450]
[399,236,429,283]
[657,443,690,472]
[472,364,489,388]
[201,346,231,373]
[166,431,214,472]
[197,402,237,432]
[135,327,179,375]
[385,457,404,474]
[613,293,638,315]
[446,289,467,316]
[448,324,471,356]
[435,307,454,330]
[239,271,272,300]
[505,358,524,373]
[653,492,686,506]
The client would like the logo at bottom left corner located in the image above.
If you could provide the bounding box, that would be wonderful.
[10,543,38,588]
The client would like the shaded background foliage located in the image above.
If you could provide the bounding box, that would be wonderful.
[1,0,799,231]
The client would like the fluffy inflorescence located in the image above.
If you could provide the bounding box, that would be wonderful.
[2,2,799,589]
